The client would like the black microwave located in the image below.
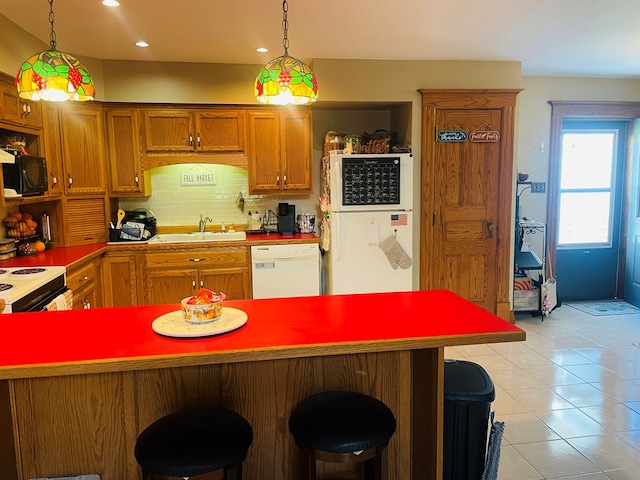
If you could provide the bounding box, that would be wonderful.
[2,153,48,197]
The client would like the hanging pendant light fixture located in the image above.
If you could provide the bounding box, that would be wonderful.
[255,0,318,105]
[15,0,95,102]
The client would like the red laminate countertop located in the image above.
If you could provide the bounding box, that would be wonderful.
[0,243,105,267]
[0,290,525,380]
[0,234,318,268]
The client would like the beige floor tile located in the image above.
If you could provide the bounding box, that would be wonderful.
[606,466,640,480]
[523,365,586,387]
[513,439,599,478]
[501,412,561,444]
[490,369,546,391]
[506,387,575,411]
[553,383,619,408]
[497,444,543,480]
[535,408,606,438]
[580,404,640,433]
[564,364,622,383]
[474,307,640,479]
[566,434,640,470]
[540,349,594,366]
[554,474,617,480]
[493,388,530,415]
[592,379,640,403]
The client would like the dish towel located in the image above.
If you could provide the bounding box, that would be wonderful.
[378,235,412,269]
[45,289,73,311]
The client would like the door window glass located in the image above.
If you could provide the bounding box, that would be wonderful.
[558,131,616,246]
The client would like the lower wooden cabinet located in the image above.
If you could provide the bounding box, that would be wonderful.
[67,256,102,309]
[102,251,139,307]
[143,245,251,304]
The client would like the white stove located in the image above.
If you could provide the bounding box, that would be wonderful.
[0,266,67,313]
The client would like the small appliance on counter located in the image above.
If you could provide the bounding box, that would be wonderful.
[263,209,278,233]
[277,202,296,236]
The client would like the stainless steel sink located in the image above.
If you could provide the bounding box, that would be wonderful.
[147,232,247,244]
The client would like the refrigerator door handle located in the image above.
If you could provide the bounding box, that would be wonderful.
[334,213,341,261]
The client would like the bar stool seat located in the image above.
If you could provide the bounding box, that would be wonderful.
[288,391,397,480]
[134,406,253,479]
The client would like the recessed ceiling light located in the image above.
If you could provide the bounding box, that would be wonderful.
[256,47,269,53]
[102,0,120,7]
[136,41,150,48]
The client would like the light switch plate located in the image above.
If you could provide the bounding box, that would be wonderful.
[531,182,546,193]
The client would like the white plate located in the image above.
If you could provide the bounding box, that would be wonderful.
[152,307,248,338]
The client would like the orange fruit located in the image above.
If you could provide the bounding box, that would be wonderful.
[34,241,46,253]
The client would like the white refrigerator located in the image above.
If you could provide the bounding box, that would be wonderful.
[321,153,414,295]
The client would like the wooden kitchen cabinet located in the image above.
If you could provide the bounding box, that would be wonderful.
[142,108,246,154]
[0,83,42,129]
[247,109,312,194]
[67,256,102,309]
[105,107,150,196]
[59,102,107,194]
[42,102,64,196]
[102,251,139,307]
[143,245,251,304]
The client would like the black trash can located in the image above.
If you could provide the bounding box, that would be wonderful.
[443,359,495,480]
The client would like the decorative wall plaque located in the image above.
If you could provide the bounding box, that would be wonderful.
[436,125,468,142]
[469,124,500,143]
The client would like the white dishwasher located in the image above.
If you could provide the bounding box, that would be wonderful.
[251,244,320,299]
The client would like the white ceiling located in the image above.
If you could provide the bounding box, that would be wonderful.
[1,0,640,78]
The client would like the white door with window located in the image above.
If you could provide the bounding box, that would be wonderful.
[556,120,627,301]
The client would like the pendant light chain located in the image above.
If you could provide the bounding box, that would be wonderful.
[48,0,57,50]
[281,0,289,56]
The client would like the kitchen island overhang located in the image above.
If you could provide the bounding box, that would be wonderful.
[0,290,524,480]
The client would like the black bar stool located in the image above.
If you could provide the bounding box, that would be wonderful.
[134,406,253,480]
[288,391,397,480]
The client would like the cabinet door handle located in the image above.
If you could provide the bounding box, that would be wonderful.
[82,299,91,309]
[276,172,280,185]
[134,171,139,186]
[51,173,57,186]
[192,274,197,290]
[197,133,201,148]
[283,171,287,185]
[189,133,194,147]
[200,279,204,288]
[79,275,88,282]
[67,173,73,189]
[189,257,206,262]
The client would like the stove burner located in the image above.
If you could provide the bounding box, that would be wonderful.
[0,283,13,291]
[0,269,7,277]
[10,268,47,277]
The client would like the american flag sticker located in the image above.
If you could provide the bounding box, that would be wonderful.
[390,214,408,226]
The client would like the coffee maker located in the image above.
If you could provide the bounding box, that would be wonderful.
[277,202,296,236]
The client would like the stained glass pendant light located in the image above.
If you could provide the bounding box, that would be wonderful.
[15,0,95,102]
[255,0,318,105]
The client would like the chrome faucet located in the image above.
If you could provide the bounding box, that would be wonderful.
[198,213,212,233]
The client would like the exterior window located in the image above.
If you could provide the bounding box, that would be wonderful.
[558,130,616,247]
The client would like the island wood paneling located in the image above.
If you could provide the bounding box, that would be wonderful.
[5,352,415,480]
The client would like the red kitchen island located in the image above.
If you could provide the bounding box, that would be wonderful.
[0,290,524,480]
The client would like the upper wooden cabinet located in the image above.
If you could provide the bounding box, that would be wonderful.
[42,103,64,196]
[0,84,42,129]
[105,107,149,196]
[247,109,312,194]
[58,103,107,195]
[142,108,246,154]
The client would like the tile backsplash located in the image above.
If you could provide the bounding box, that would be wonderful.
[118,164,319,229]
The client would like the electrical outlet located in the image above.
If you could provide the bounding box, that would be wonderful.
[531,182,546,193]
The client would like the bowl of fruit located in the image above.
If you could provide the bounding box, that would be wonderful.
[180,288,226,324]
